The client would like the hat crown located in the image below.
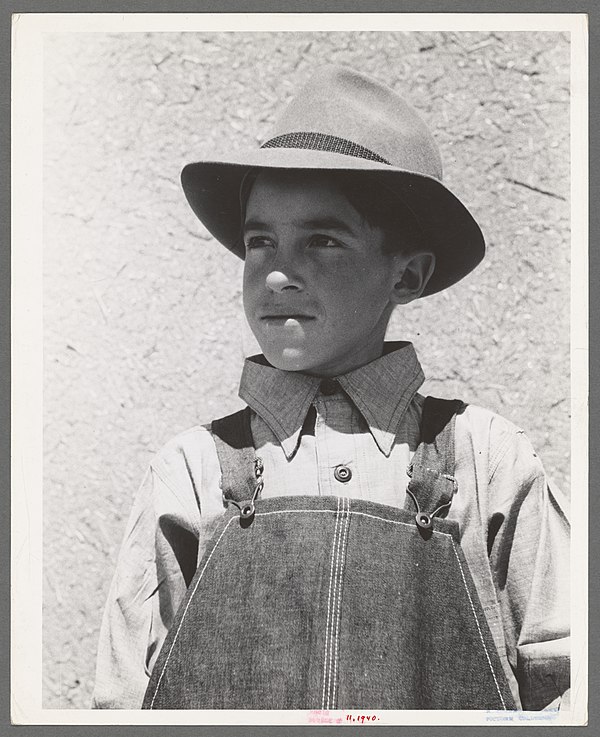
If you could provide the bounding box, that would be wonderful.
[267,65,443,181]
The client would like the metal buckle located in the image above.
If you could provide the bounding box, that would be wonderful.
[224,457,264,522]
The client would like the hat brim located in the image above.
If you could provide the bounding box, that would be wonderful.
[181,148,484,297]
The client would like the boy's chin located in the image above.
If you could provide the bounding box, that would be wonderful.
[261,346,316,373]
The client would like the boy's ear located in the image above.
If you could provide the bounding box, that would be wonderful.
[390,252,436,304]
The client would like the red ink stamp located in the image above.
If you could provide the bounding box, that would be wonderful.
[345,712,381,724]
[307,709,344,724]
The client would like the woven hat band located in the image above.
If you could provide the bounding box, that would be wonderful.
[260,131,391,165]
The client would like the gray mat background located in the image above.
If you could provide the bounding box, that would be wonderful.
[42,30,570,709]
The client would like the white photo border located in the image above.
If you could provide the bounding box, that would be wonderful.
[11,11,588,727]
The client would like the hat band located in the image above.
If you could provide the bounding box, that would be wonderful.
[261,131,391,165]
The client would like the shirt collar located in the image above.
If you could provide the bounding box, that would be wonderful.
[239,341,424,460]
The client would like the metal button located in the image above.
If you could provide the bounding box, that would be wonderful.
[334,465,352,483]
[240,502,255,519]
[319,378,339,396]
[416,512,432,529]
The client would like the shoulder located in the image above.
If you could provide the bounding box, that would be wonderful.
[148,424,220,505]
[150,424,216,470]
[457,403,526,452]
[455,402,547,491]
[457,402,523,434]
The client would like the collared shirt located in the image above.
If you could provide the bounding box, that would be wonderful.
[92,342,570,710]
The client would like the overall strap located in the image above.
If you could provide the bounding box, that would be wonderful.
[211,407,258,503]
[404,397,465,529]
[211,398,464,525]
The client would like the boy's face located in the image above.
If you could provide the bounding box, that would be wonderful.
[242,170,402,377]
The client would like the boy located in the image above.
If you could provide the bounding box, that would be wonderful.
[93,65,570,711]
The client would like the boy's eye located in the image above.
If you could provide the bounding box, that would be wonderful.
[244,235,274,250]
[308,235,342,249]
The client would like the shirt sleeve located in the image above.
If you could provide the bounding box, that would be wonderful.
[486,424,570,711]
[91,461,203,709]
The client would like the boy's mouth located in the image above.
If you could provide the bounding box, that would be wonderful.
[258,307,317,321]
[260,314,317,323]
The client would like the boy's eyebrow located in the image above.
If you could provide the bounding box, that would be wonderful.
[301,217,358,235]
[243,216,359,236]
[242,218,271,234]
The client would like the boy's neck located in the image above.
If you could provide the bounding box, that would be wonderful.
[252,340,412,379]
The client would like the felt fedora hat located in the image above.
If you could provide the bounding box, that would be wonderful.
[181,65,484,296]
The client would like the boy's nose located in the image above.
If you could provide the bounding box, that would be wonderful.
[265,270,303,292]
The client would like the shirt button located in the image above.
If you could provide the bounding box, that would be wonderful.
[334,465,352,483]
[320,378,339,396]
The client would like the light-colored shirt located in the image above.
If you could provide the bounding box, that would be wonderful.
[92,342,570,710]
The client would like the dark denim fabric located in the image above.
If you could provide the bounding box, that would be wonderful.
[143,495,515,710]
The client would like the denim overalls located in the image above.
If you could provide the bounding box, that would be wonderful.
[143,398,515,710]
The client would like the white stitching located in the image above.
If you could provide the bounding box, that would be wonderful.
[325,497,345,708]
[325,497,345,707]
[346,509,453,538]
[331,498,351,708]
[149,506,473,709]
[449,537,507,709]
[253,508,442,535]
[321,496,341,709]
[252,508,504,707]
[148,515,236,708]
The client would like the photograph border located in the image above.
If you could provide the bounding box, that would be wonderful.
[7,4,593,735]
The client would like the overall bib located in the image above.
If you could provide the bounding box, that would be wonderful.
[143,398,515,710]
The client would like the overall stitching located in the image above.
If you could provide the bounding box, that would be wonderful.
[325,497,348,708]
[321,496,342,709]
[148,515,237,708]
[330,498,351,708]
[251,509,506,707]
[253,508,419,532]
[345,509,431,533]
[449,537,507,709]
[149,507,505,709]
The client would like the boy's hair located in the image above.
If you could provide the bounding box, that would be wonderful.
[238,168,428,257]
[331,171,428,257]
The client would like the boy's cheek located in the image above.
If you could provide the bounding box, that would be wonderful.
[242,283,262,323]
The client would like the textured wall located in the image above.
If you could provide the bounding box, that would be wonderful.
[42,31,570,708]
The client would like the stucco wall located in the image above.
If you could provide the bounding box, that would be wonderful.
[42,30,570,708]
